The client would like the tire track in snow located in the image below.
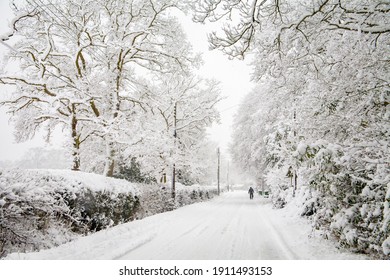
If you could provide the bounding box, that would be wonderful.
[117,195,232,259]
[224,202,245,259]
[256,202,301,259]
[119,191,301,259]
[172,194,241,259]
[112,233,157,260]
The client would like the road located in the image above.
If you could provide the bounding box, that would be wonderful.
[7,190,365,260]
[117,191,300,259]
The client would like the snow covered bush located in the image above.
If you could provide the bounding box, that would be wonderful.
[0,170,76,258]
[304,143,389,257]
[0,169,139,258]
[59,188,140,232]
[326,175,388,256]
[136,187,175,218]
[176,185,218,207]
[270,142,389,258]
[136,184,218,218]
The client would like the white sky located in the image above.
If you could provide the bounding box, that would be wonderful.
[0,1,254,162]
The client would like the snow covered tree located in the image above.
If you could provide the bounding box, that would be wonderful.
[0,0,202,176]
[0,1,109,171]
[213,0,390,257]
[79,0,200,176]
[120,72,221,196]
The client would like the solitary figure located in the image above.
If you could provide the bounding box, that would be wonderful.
[248,187,254,200]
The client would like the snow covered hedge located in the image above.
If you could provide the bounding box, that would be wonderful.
[298,142,390,259]
[270,141,390,260]
[136,184,218,218]
[0,169,139,258]
[0,169,218,258]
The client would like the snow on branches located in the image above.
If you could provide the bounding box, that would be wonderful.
[0,0,221,182]
[223,0,389,257]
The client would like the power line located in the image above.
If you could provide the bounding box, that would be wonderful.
[36,0,108,63]
[28,0,108,65]
[0,40,77,90]
[220,103,239,113]
[38,0,109,62]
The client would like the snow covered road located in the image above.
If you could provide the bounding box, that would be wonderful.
[117,191,301,260]
[7,191,365,260]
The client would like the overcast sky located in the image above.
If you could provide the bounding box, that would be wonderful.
[0,0,254,162]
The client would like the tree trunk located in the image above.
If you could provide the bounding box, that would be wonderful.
[171,164,176,199]
[103,68,121,177]
[104,140,115,177]
[171,102,177,199]
[71,105,80,171]
[292,170,298,197]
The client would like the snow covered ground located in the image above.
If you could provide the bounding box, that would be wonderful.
[6,190,367,260]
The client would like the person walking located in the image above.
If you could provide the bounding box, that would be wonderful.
[248,187,254,200]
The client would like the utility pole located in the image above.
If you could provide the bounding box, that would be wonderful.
[171,102,177,199]
[293,108,298,197]
[217,147,220,195]
[227,161,230,192]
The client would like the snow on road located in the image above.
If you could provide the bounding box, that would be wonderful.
[7,191,366,260]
